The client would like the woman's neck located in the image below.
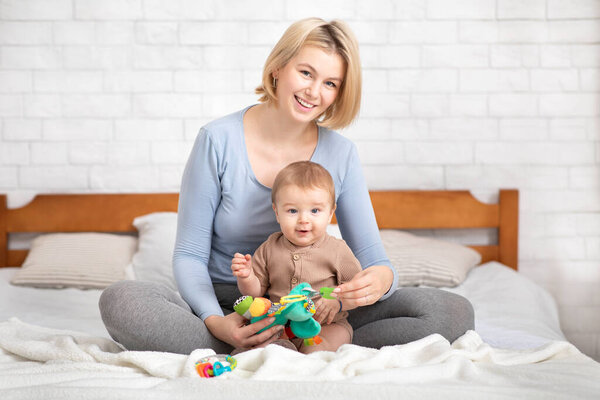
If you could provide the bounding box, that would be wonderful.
[251,103,316,145]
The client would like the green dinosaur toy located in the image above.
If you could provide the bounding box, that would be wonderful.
[233,282,335,346]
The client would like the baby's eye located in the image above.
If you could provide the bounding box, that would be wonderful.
[287,209,298,214]
[311,208,320,214]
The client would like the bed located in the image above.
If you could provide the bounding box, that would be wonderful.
[0,190,599,399]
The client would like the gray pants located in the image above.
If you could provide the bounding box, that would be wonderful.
[99,280,474,354]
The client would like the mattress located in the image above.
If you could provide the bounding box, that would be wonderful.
[2,262,599,400]
[443,261,565,349]
[0,268,109,339]
[0,261,564,348]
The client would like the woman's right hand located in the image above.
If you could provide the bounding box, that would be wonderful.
[204,312,284,350]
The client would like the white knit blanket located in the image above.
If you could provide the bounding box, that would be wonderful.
[1,318,599,399]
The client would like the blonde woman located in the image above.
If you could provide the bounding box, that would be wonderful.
[100,18,474,354]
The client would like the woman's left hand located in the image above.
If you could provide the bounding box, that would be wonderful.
[332,265,393,310]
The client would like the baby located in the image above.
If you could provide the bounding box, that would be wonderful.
[231,160,362,353]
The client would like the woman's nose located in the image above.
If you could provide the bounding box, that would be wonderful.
[305,81,319,99]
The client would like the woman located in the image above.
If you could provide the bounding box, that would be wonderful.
[99,18,474,354]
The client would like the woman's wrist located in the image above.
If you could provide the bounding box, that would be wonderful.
[380,265,395,299]
[367,265,394,300]
[205,314,239,346]
[204,315,223,336]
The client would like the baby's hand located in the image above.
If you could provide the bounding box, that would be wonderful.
[231,253,253,279]
[313,298,342,325]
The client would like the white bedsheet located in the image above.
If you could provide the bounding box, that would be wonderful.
[0,268,109,339]
[1,318,599,399]
[0,262,598,399]
[443,261,565,349]
[0,262,564,348]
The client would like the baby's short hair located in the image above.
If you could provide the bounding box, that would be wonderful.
[271,161,335,207]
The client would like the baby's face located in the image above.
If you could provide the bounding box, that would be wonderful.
[273,185,334,248]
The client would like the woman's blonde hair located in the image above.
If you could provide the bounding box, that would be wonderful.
[255,18,362,130]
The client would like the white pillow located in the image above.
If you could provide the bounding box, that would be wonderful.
[131,212,178,292]
[128,218,479,291]
[10,233,137,289]
[326,224,343,239]
[379,230,481,288]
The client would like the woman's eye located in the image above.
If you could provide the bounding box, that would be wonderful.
[325,81,337,88]
[301,70,311,77]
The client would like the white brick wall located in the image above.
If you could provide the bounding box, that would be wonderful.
[0,0,599,361]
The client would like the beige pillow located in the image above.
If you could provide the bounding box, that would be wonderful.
[380,230,481,288]
[10,233,137,289]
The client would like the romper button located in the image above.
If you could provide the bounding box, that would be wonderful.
[291,277,298,284]
[293,254,299,261]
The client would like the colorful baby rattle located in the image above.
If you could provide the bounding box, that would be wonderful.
[195,354,237,378]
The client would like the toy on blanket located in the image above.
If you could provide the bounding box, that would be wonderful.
[195,354,237,378]
[233,282,335,346]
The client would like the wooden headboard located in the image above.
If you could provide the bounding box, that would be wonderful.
[0,193,180,268]
[0,189,518,270]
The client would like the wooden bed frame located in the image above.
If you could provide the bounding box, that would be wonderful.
[0,190,518,270]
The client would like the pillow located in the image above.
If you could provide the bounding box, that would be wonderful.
[379,230,481,288]
[10,233,137,289]
[131,212,178,292]
[326,224,343,239]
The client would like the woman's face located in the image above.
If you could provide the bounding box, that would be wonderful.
[273,45,345,125]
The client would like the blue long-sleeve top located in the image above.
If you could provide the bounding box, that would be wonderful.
[173,106,398,320]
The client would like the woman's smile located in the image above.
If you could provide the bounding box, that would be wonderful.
[295,95,315,109]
